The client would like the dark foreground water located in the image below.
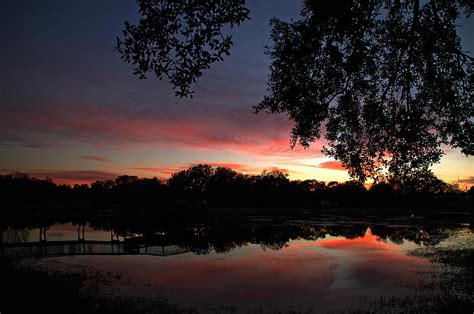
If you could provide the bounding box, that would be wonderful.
[2,215,473,312]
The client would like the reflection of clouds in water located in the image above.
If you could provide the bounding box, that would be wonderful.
[3,228,30,243]
[17,223,462,311]
[76,245,338,307]
[47,232,64,237]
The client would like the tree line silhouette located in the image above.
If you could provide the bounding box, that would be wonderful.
[1,164,470,212]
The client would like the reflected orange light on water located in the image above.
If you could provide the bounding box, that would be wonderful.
[58,229,430,310]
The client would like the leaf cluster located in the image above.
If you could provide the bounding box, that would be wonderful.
[116,0,250,97]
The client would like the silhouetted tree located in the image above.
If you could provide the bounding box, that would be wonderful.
[168,164,214,201]
[207,167,242,206]
[90,179,114,205]
[0,173,59,203]
[369,182,397,207]
[253,170,291,207]
[327,180,367,207]
[116,0,250,97]
[257,0,472,184]
[391,171,449,194]
[118,1,473,187]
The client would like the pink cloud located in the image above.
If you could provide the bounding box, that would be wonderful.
[0,102,325,160]
[126,166,188,176]
[317,161,346,171]
[78,155,111,162]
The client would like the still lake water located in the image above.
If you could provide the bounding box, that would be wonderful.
[3,216,471,311]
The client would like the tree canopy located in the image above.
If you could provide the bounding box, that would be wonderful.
[117,0,473,184]
[116,0,249,97]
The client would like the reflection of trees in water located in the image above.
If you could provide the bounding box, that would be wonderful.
[253,225,302,251]
[299,225,328,241]
[2,228,30,243]
[370,225,460,246]
[0,214,467,254]
[327,225,368,239]
[371,225,429,245]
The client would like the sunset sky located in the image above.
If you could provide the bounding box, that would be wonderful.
[1,0,473,187]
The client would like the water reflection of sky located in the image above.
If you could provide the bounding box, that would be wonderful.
[26,224,117,242]
[48,228,431,311]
